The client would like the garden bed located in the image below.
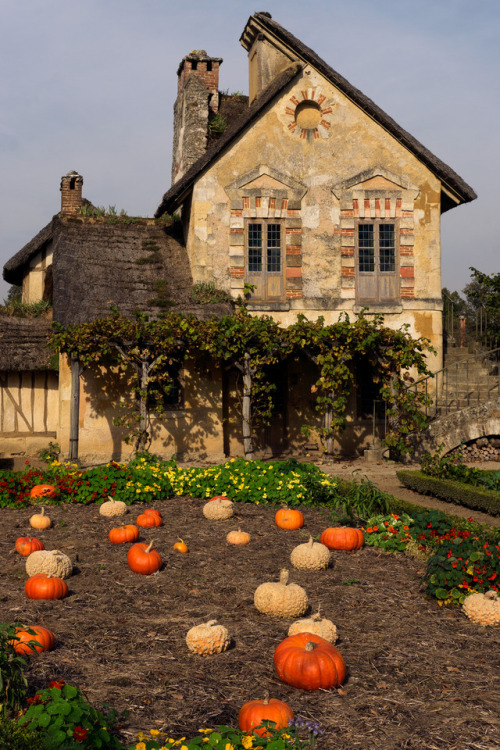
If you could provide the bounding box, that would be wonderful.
[3,496,500,749]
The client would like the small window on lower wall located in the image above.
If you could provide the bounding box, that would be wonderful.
[356,221,399,303]
[246,220,284,301]
[146,367,184,411]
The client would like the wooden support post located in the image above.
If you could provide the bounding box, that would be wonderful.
[69,355,81,462]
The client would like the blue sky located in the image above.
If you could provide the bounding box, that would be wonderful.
[1,0,498,301]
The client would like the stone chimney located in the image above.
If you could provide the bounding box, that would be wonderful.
[171,51,223,184]
[60,171,83,215]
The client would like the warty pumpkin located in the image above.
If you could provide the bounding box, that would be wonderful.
[11,625,55,654]
[238,693,294,737]
[108,524,139,544]
[254,569,308,618]
[127,540,162,575]
[26,549,72,579]
[274,632,346,690]
[99,497,128,518]
[288,610,338,643]
[203,497,234,520]
[463,590,500,626]
[25,574,68,600]
[186,620,230,655]
[275,508,304,530]
[29,507,51,530]
[320,527,364,551]
[15,536,45,556]
[290,536,330,571]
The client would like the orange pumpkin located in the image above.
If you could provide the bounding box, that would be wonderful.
[108,524,139,544]
[238,693,294,737]
[136,512,163,528]
[15,537,45,556]
[275,508,304,530]
[173,538,189,553]
[11,625,55,654]
[25,574,68,600]
[320,527,364,551]
[274,632,346,691]
[127,541,162,575]
[208,495,231,502]
[30,484,57,499]
[143,509,162,518]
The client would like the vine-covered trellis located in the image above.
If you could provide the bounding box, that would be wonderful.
[50,306,434,459]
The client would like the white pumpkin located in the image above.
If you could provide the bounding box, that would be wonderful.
[99,497,128,518]
[288,610,338,642]
[186,620,231,655]
[203,497,234,520]
[290,536,331,571]
[254,569,308,618]
[26,549,73,579]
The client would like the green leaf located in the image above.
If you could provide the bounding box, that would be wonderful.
[37,712,52,727]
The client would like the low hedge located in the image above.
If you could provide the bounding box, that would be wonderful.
[396,470,500,516]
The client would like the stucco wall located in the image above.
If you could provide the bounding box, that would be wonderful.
[184,64,443,371]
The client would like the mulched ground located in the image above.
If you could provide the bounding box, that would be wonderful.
[2,496,500,750]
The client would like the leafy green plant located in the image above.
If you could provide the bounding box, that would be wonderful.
[190,282,232,305]
[127,718,323,749]
[0,298,51,318]
[19,681,122,749]
[0,716,44,749]
[39,442,61,464]
[0,624,33,718]
[364,512,414,552]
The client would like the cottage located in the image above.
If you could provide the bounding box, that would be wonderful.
[1,12,475,464]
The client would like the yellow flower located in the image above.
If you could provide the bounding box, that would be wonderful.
[224,744,235,750]
[242,736,254,748]
[180,746,189,750]
[150,729,160,736]
[135,743,147,750]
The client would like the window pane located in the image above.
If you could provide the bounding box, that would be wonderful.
[248,223,262,272]
[358,224,374,272]
[267,223,281,272]
[379,224,395,272]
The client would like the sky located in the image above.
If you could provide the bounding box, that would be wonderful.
[0,0,498,302]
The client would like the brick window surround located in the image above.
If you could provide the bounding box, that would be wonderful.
[332,170,419,307]
[225,166,307,306]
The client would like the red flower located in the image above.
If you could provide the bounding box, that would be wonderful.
[49,680,65,689]
[73,726,88,742]
[27,693,43,705]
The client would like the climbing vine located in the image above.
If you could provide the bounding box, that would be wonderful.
[50,307,435,458]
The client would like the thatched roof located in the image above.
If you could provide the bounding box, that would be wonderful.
[156,12,476,216]
[0,316,54,371]
[3,220,55,286]
[50,216,232,326]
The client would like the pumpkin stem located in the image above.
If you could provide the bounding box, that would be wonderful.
[177,537,184,543]
[263,690,270,704]
[279,569,290,586]
[308,536,314,546]
[40,507,45,515]
[206,620,217,627]
[145,540,154,553]
[305,641,317,652]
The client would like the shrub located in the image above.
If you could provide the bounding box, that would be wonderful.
[0,717,44,750]
[396,470,500,516]
[18,681,122,749]
[0,624,31,718]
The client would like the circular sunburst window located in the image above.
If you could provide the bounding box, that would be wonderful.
[294,100,322,130]
[284,88,333,140]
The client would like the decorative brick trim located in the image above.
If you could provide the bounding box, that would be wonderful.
[231,209,243,217]
[341,267,355,277]
[286,267,302,278]
[286,246,302,254]
[341,247,354,256]
[286,209,300,217]
[401,288,415,298]
[286,290,303,299]
[230,227,243,234]
[230,267,244,278]
[400,267,414,279]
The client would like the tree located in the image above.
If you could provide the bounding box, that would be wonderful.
[51,308,197,453]
[198,306,289,459]
[463,267,500,342]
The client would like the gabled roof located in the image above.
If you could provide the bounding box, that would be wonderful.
[156,11,476,216]
[3,219,56,286]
